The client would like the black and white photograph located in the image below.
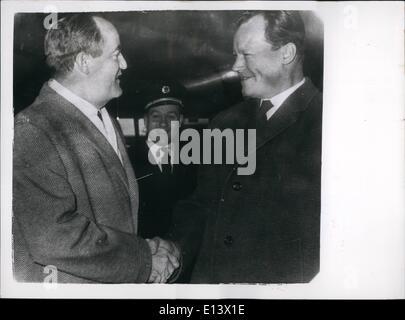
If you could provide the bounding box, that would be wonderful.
[1,1,404,300]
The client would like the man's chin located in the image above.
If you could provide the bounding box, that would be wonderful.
[241,86,255,98]
[112,86,123,98]
[241,83,267,99]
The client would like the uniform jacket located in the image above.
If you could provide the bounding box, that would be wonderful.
[129,139,197,239]
[13,83,151,283]
[170,78,322,283]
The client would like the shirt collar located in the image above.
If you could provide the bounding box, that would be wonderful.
[261,77,306,109]
[146,139,171,164]
[48,79,100,117]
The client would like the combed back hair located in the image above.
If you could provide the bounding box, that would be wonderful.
[44,13,104,73]
[236,11,306,59]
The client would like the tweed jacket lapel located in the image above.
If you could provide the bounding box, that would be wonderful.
[40,84,130,191]
[112,118,140,232]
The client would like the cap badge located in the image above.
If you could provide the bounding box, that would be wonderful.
[162,85,170,94]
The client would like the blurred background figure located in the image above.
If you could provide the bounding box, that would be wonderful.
[128,80,197,283]
[128,80,197,240]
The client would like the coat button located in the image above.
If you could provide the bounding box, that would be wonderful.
[224,235,233,246]
[232,182,242,191]
[96,236,107,245]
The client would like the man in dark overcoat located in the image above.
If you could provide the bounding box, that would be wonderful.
[170,11,322,283]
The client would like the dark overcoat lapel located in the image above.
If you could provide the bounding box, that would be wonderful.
[255,78,320,149]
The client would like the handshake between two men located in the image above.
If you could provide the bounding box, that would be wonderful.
[146,237,181,283]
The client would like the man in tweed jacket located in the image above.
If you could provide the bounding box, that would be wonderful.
[13,14,180,283]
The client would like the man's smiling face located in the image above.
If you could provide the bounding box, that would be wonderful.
[232,14,284,99]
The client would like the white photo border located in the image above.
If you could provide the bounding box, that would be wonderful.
[1,0,404,299]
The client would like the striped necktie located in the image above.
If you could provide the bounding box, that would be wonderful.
[97,110,104,126]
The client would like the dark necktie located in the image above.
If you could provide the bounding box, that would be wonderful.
[97,110,105,127]
[256,100,274,128]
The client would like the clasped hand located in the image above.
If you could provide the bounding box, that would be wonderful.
[146,237,181,283]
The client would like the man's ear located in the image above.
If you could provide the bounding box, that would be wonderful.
[281,43,297,65]
[75,52,91,74]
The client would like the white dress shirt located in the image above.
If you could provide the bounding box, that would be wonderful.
[260,78,306,120]
[48,79,122,163]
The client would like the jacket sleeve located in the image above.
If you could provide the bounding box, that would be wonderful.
[13,120,152,283]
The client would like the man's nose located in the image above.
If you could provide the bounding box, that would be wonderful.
[119,53,127,70]
[160,118,169,128]
[232,55,244,73]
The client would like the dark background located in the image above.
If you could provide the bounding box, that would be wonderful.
[13,11,323,129]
